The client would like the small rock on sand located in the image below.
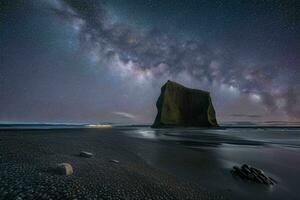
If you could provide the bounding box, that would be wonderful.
[109,159,119,163]
[56,163,73,175]
[79,151,93,158]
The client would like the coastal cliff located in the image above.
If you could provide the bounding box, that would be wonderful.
[152,80,218,128]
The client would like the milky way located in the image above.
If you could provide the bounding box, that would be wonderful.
[0,0,299,123]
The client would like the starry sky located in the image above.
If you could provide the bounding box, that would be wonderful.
[0,0,299,124]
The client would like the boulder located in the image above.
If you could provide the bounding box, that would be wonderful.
[152,80,218,128]
[56,163,73,176]
[79,151,93,158]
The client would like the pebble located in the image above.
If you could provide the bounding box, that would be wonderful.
[79,151,94,158]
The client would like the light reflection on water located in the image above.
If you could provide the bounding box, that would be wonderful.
[123,127,300,200]
[126,127,300,148]
[134,130,157,139]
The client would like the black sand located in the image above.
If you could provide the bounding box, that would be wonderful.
[0,128,224,200]
[1,127,299,200]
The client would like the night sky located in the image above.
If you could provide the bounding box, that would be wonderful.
[1,0,299,124]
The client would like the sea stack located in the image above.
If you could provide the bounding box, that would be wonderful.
[152,80,218,128]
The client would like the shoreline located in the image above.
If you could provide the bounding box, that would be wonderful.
[0,127,299,199]
[0,128,225,200]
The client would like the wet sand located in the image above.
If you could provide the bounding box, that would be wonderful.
[0,127,299,199]
[0,128,224,200]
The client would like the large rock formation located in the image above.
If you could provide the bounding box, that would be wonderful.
[152,80,218,128]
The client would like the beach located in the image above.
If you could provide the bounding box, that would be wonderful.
[0,127,299,199]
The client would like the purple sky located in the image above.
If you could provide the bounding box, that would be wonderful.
[1,0,299,124]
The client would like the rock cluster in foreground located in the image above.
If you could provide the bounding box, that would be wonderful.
[152,80,218,128]
[231,164,277,185]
